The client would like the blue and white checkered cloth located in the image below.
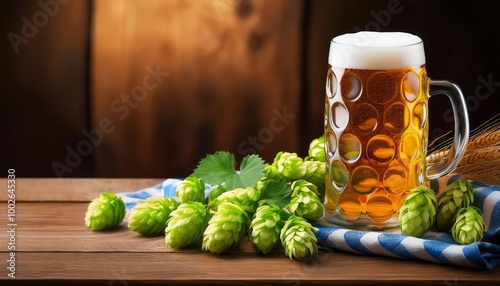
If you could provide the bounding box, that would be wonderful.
[116,178,500,269]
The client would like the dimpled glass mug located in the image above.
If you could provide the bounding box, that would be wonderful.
[323,31,469,230]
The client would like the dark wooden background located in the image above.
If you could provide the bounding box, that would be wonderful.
[1,0,499,178]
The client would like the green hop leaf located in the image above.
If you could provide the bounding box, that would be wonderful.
[451,206,485,245]
[176,176,205,203]
[209,187,261,213]
[85,192,125,231]
[128,197,180,236]
[249,205,289,255]
[287,180,323,221]
[306,135,325,162]
[202,202,250,254]
[434,179,474,232]
[398,186,437,237]
[193,151,266,190]
[258,178,293,209]
[255,176,275,193]
[280,215,317,260]
[165,201,210,249]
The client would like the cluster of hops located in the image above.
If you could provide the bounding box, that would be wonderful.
[434,179,474,231]
[173,135,324,258]
[85,135,326,260]
[264,151,326,200]
[126,188,209,242]
[248,204,317,260]
[399,179,484,245]
[201,181,318,259]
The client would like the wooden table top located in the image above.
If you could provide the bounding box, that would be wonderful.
[1,178,500,285]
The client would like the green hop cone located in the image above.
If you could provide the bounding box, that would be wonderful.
[306,135,325,162]
[287,180,323,221]
[202,202,250,254]
[287,193,323,221]
[85,192,126,231]
[249,205,288,255]
[128,197,180,236]
[176,176,205,203]
[207,184,227,204]
[274,152,307,180]
[280,215,317,260]
[435,179,474,232]
[209,187,260,213]
[301,160,326,197]
[263,163,283,181]
[398,186,437,237]
[165,201,210,249]
[301,160,326,185]
[291,179,320,196]
[451,206,485,245]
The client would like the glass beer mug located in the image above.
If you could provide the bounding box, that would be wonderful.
[323,32,469,229]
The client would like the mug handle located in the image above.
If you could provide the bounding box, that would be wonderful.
[426,80,470,179]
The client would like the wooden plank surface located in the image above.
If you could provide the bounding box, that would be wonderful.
[91,0,303,178]
[0,202,176,252]
[4,252,498,285]
[0,178,499,285]
[0,178,163,201]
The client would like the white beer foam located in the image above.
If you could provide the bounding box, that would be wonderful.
[329,32,425,69]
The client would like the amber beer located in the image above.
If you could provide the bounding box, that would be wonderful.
[324,32,469,229]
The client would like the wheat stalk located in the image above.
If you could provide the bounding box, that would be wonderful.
[459,148,500,166]
[465,130,500,150]
[454,148,500,184]
[426,113,500,185]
